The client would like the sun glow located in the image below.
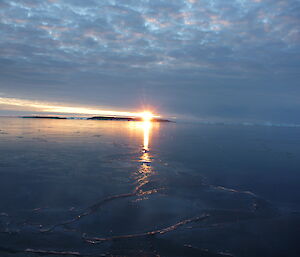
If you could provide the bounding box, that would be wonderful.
[140,111,153,121]
[0,97,160,119]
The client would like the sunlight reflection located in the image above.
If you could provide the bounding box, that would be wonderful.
[131,120,156,195]
[143,120,151,151]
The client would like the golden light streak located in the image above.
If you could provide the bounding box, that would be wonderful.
[0,97,160,118]
[143,120,151,151]
[135,119,154,194]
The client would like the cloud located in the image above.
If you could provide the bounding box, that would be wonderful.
[0,0,299,122]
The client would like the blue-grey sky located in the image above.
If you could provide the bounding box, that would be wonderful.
[0,0,299,122]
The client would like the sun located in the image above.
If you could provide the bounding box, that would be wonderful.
[141,111,153,121]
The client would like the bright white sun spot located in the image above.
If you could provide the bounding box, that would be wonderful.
[141,111,153,121]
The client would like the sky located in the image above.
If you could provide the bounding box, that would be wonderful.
[0,0,299,122]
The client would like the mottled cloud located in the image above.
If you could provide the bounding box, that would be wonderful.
[0,0,299,122]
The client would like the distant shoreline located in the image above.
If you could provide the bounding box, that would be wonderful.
[21,116,172,122]
[22,116,67,119]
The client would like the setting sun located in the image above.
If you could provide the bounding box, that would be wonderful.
[140,111,153,121]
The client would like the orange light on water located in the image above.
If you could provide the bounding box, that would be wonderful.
[143,120,151,151]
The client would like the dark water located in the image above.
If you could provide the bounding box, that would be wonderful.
[0,117,299,257]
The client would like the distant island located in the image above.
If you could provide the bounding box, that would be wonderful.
[22,116,67,119]
[88,116,171,122]
[22,116,171,122]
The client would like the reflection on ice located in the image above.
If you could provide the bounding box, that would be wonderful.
[133,120,155,195]
[0,118,297,257]
[135,151,154,194]
[143,120,151,152]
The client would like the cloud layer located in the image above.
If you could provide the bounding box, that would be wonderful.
[0,0,299,121]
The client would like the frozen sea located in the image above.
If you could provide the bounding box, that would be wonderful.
[0,117,299,257]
